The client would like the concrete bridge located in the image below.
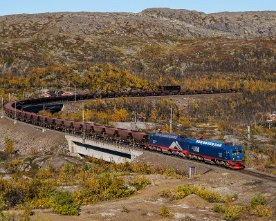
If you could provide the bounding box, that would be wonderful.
[65,135,144,163]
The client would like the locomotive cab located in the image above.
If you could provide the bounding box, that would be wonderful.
[230,147,244,161]
[225,144,245,169]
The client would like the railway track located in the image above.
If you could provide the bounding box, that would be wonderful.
[3,88,276,182]
[4,118,276,183]
[148,146,276,182]
[240,169,276,182]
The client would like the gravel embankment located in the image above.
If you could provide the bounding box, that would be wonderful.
[0,118,67,155]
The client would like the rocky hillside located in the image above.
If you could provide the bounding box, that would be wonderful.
[1,8,275,39]
[0,8,275,78]
[142,8,276,38]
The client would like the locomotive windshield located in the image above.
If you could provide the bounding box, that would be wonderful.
[232,150,243,155]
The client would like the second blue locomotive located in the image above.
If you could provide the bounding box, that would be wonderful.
[148,133,244,169]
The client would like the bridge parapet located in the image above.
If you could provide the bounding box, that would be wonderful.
[65,135,144,163]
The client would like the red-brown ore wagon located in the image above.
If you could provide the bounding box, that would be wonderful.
[105,126,119,140]
[85,123,94,136]
[73,122,83,134]
[131,131,148,143]
[93,124,106,135]
[64,120,74,132]
[44,117,54,128]
[38,115,47,127]
[117,128,132,140]
[53,118,64,130]
[105,126,118,137]
[25,112,33,123]
[31,114,39,125]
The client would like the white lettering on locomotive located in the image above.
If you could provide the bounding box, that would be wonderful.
[196,140,222,147]
[154,133,178,139]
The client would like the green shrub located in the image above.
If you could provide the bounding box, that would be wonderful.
[51,191,79,216]
[130,163,153,174]
[160,206,171,218]
[250,194,266,208]
[224,206,243,221]
[59,163,77,183]
[29,197,53,209]
[62,163,76,175]
[6,159,23,173]
[195,187,221,203]
[175,186,194,199]
[251,205,272,217]
[0,195,5,210]
[213,204,226,213]
[130,176,151,191]
[163,167,182,178]
[52,204,79,216]
[36,167,54,179]
[0,211,14,221]
[223,193,238,203]
[174,186,222,203]
[160,190,173,199]
[4,187,25,207]
[4,137,14,155]
[103,177,132,199]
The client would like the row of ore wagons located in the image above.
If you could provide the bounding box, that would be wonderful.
[4,102,148,145]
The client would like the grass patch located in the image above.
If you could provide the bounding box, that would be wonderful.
[160,185,222,203]
[250,205,272,217]
[250,193,266,208]
[160,206,171,218]
[249,194,272,217]
[130,176,151,191]
[51,191,79,216]
[224,206,243,221]
[213,204,226,213]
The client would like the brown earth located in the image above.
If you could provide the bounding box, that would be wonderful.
[29,171,275,221]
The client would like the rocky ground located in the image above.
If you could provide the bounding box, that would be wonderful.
[30,171,275,221]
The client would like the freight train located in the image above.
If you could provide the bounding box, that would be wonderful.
[3,87,245,169]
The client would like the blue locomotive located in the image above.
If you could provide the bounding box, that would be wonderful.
[148,133,244,169]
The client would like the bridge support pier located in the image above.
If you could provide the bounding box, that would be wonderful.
[65,135,144,164]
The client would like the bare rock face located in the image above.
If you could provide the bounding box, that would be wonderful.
[0,8,275,40]
[142,8,276,38]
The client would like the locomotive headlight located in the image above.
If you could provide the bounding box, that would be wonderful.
[233,158,235,160]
